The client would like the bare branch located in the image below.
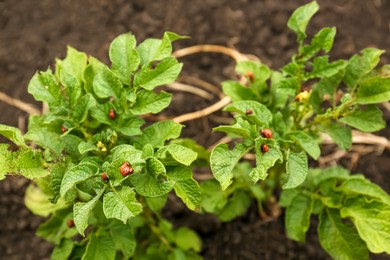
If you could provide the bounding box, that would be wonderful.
[173,96,231,123]
[0,91,41,115]
[173,44,248,62]
[166,82,214,100]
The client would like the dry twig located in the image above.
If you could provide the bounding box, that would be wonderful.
[180,75,224,98]
[0,91,40,115]
[321,131,390,149]
[173,44,248,62]
[166,82,214,100]
[171,45,252,123]
[173,96,231,123]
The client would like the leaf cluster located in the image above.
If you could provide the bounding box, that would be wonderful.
[211,0,389,192]
[207,1,390,259]
[0,32,203,259]
[280,167,390,258]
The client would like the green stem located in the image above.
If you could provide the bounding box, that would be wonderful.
[80,126,92,139]
[142,207,173,251]
[295,101,311,129]
[305,97,356,129]
[149,223,173,251]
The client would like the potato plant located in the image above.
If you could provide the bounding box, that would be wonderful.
[0,32,202,259]
[205,1,390,259]
[0,1,390,259]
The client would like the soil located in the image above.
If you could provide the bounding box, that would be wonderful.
[1,0,390,259]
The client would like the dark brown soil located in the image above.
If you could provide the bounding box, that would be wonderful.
[1,0,390,259]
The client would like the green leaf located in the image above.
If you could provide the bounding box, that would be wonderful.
[83,56,105,93]
[310,70,345,112]
[109,33,140,85]
[170,138,211,166]
[299,27,336,60]
[157,144,198,166]
[58,46,88,84]
[136,38,162,65]
[15,149,48,179]
[154,32,188,61]
[24,183,67,217]
[249,141,283,182]
[270,73,293,109]
[59,69,81,108]
[78,141,100,155]
[305,166,350,188]
[279,189,300,208]
[110,144,140,162]
[51,239,74,260]
[145,195,168,213]
[275,77,300,96]
[320,184,344,208]
[283,151,308,189]
[249,184,266,209]
[62,134,83,159]
[221,80,257,102]
[103,186,143,224]
[318,208,368,260]
[0,148,46,180]
[340,196,390,254]
[142,143,155,158]
[224,100,273,126]
[48,163,67,204]
[93,66,122,99]
[320,123,352,150]
[90,104,144,135]
[339,105,385,132]
[73,188,105,236]
[137,32,187,65]
[25,128,64,154]
[36,209,77,244]
[166,165,192,181]
[130,89,172,115]
[285,193,313,242]
[213,116,252,138]
[109,221,136,259]
[287,1,319,42]
[356,75,390,104]
[210,143,250,190]
[130,172,175,197]
[309,56,347,79]
[344,48,385,88]
[146,157,166,179]
[288,131,321,159]
[136,120,183,148]
[134,57,183,90]
[0,124,26,147]
[0,144,14,179]
[106,147,144,186]
[341,178,390,206]
[200,180,227,213]
[169,248,186,260]
[82,232,116,260]
[173,178,201,210]
[235,60,271,82]
[60,162,99,198]
[217,190,251,222]
[28,69,61,106]
[72,93,96,123]
[174,227,202,252]
[113,116,144,136]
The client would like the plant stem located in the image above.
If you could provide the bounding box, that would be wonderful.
[142,207,173,251]
[305,97,356,129]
